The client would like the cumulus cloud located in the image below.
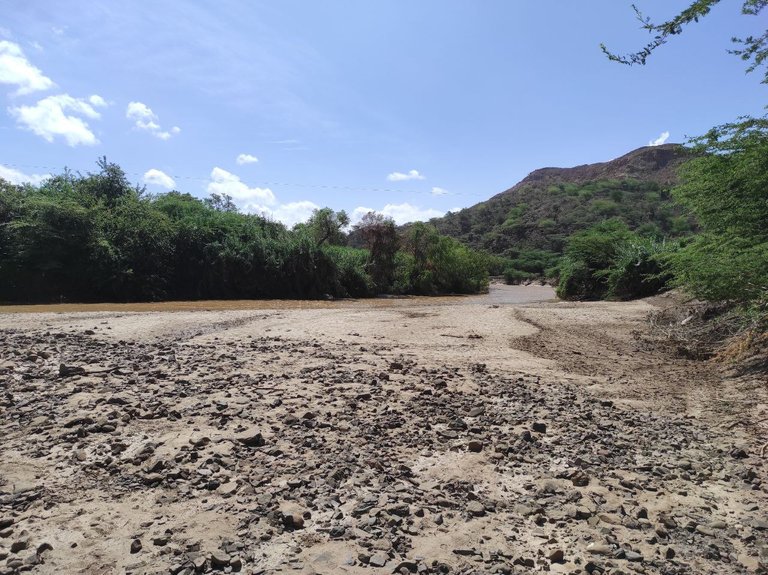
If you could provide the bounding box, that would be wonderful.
[88,94,107,108]
[143,169,176,190]
[243,200,320,228]
[351,203,445,226]
[236,153,259,165]
[431,187,449,196]
[207,167,276,205]
[9,94,103,146]
[387,169,425,182]
[0,164,49,185]
[126,101,180,140]
[235,154,259,166]
[649,131,670,146]
[0,40,54,96]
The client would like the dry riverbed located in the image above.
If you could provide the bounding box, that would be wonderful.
[0,285,766,575]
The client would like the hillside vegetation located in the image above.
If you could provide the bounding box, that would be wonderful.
[430,145,695,279]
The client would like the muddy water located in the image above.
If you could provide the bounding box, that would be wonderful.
[0,283,555,314]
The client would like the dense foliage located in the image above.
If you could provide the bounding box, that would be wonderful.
[662,120,768,304]
[0,160,488,303]
[555,219,670,300]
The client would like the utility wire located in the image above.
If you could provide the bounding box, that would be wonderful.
[1,162,487,199]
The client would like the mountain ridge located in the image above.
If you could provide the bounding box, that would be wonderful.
[498,143,688,197]
[428,144,695,264]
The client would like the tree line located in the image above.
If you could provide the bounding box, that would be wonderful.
[0,160,488,303]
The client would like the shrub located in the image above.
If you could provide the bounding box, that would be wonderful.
[600,238,673,300]
[503,268,534,284]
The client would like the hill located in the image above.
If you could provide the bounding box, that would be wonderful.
[429,144,695,274]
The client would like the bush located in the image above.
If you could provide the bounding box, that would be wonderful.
[556,219,632,299]
[600,238,673,300]
[503,268,534,284]
[556,257,596,299]
[325,246,374,297]
[663,120,768,305]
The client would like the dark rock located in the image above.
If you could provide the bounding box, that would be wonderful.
[210,550,231,568]
[467,440,484,453]
[549,549,565,563]
[235,429,265,447]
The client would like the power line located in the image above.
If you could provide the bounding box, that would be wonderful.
[0,162,487,199]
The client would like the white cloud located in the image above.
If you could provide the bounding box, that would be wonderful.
[143,168,176,190]
[244,200,320,228]
[207,167,276,204]
[387,169,425,182]
[351,203,445,226]
[0,40,54,96]
[0,164,49,186]
[9,94,102,146]
[126,101,179,140]
[88,94,107,108]
[236,153,259,165]
[431,187,449,196]
[649,131,670,146]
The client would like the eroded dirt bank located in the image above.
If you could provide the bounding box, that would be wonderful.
[0,286,766,575]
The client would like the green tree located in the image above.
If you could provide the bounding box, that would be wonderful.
[298,207,349,247]
[354,212,399,292]
[662,120,768,302]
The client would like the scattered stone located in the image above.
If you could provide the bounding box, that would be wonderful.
[532,422,547,434]
[467,440,483,453]
[235,428,266,447]
[368,552,388,568]
[549,549,565,563]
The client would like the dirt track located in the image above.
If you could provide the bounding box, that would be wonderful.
[0,285,766,575]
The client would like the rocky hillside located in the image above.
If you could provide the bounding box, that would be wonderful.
[430,144,694,260]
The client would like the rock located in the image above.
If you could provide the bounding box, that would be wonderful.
[453,548,476,556]
[393,560,418,573]
[235,429,265,447]
[368,552,388,567]
[625,550,643,562]
[10,539,28,553]
[665,547,676,560]
[219,481,239,497]
[386,503,410,517]
[467,500,485,516]
[467,406,485,417]
[467,440,484,452]
[730,447,749,459]
[59,364,86,377]
[532,422,547,433]
[571,471,590,487]
[130,539,142,554]
[283,513,305,530]
[210,550,231,568]
[587,543,612,556]
[549,549,565,563]
[189,436,210,448]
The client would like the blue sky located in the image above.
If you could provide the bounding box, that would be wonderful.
[0,1,765,226]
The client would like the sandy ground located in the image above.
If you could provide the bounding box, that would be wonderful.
[0,284,766,575]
